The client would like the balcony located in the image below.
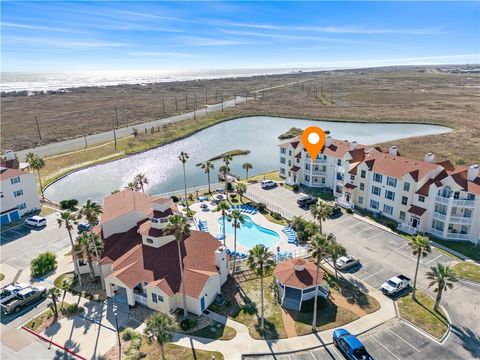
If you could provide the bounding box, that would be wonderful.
[397,223,418,235]
[335,165,345,174]
[446,233,470,240]
[134,293,149,306]
[336,197,354,209]
[429,228,445,237]
[435,196,450,205]
[449,216,472,224]
[311,170,327,175]
[435,195,476,207]
[432,212,447,221]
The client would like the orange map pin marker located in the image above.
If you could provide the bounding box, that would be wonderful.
[301,126,327,160]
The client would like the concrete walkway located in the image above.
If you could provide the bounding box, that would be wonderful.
[170,279,396,360]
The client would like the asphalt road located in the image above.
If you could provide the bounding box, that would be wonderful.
[245,183,480,360]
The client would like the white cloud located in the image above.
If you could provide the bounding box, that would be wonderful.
[129,52,208,58]
[4,36,128,48]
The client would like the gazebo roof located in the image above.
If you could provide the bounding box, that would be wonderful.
[273,258,324,289]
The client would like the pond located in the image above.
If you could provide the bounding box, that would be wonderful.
[44,116,451,203]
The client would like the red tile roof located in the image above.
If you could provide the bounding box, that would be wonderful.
[344,183,357,190]
[323,139,365,159]
[290,166,301,172]
[0,167,27,181]
[273,258,324,289]
[408,205,427,216]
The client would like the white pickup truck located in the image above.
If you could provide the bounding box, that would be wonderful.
[0,283,31,305]
[381,275,411,296]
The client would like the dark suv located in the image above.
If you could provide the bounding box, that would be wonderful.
[297,195,317,207]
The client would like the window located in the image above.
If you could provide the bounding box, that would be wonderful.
[280,148,286,154]
[0,192,3,198]
[305,164,310,170]
[418,195,425,203]
[385,190,395,201]
[370,200,379,210]
[401,196,408,206]
[453,191,460,199]
[10,176,20,185]
[350,175,355,181]
[322,165,327,172]
[13,190,23,197]
[321,178,325,184]
[280,168,285,175]
[399,211,406,220]
[304,175,310,182]
[288,160,292,166]
[359,183,365,191]
[386,176,397,187]
[371,186,381,196]
[465,209,473,218]
[460,225,469,234]
[358,196,363,205]
[288,150,292,156]
[17,203,26,210]
[296,158,300,164]
[383,204,393,215]
[361,170,366,178]
[403,182,410,192]
[337,159,342,166]
[467,193,475,200]
[373,173,383,183]
[152,293,158,303]
[280,157,286,164]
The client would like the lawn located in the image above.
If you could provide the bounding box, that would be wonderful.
[452,262,480,283]
[0,273,5,282]
[432,239,480,262]
[140,342,224,360]
[187,321,237,340]
[247,170,283,182]
[397,290,448,340]
[24,308,54,332]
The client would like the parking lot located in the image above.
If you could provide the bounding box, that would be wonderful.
[244,318,464,360]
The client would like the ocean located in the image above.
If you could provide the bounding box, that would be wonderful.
[0,68,319,93]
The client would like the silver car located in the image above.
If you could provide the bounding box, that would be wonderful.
[335,256,359,271]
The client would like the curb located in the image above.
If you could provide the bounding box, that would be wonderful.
[21,326,87,360]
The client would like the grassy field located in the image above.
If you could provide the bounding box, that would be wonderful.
[432,239,480,262]
[186,321,237,341]
[140,342,224,360]
[452,262,480,283]
[397,290,448,340]
[3,68,480,167]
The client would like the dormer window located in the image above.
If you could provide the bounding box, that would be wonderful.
[146,238,154,244]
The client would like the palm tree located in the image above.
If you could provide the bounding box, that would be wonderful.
[200,161,214,193]
[236,182,247,203]
[48,287,62,320]
[219,164,230,201]
[326,239,346,279]
[310,199,332,234]
[218,201,230,247]
[134,173,149,193]
[57,211,83,286]
[308,233,331,332]
[242,162,253,180]
[427,263,457,312]
[247,244,274,333]
[409,235,432,300]
[222,154,233,198]
[144,313,178,360]
[178,152,190,213]
[165,214,191,319]
[76,232,104,280]
[27,153,46,198]
[126,181,139,191]
[230,210,245,275]
[79,200,105,290]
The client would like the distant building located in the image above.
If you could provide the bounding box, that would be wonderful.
[0,150,40,225]
[89,190,228,315]
[279,135,480,244]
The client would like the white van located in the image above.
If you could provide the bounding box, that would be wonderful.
[24,216,47,228]
[261,180,277,189]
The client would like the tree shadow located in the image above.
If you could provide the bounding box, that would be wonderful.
[291,297,339,329]
[450,325,480,358]
[44,320,61,337]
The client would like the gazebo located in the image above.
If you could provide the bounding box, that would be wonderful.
[273,258,329,311]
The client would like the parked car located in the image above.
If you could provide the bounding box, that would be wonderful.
[1,286,47,314]
[335,256,360,271]
[333,328,374,360]
[77,222,92,233]
[330,206,343,218]
[296,195,317,207]
[0,283,31,305]
[260,180,277,189]
[24,216,46,228]
[381,274,411,297]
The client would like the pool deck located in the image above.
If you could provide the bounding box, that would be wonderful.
[186,201,306,256]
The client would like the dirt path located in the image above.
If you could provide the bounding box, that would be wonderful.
[330,291,368,317]
[281,308,298,337]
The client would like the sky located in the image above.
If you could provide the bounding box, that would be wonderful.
[1,1,479,72]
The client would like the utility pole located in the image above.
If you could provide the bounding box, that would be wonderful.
[34,115,42,141]
[245,90,248,103]
[115,315,121,360]
[221,95,224,112]
[234,94,237,106]
[114,106,119,128]
[185,93,188,109]
[162,97,165,114]
[194,104,196,121]
[83,129,87,149]
[205,89,207,104]
[175,97,178,112]
[194,92,197,108]
[111,115,117,150]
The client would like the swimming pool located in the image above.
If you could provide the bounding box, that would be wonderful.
[218,215,280,248]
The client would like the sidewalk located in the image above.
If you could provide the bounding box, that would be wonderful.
[170,278,396,359]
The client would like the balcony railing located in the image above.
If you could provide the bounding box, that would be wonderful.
[432,212,447,221]
[429,228,445,237]
[397,223,418,235]
[336,197,354,209]
[134,293,149,306]
[449,216,472,224]
[311,170,327,175]
[446,233,469,240]
[435,196,476,207]
[335,165,345,174]
[435,196,450,205]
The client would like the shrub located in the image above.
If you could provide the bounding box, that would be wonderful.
[226,299,232,307]
[180,318,197,331]
[209,304,219,312]
[256,202,267,212]
[226,182,233,191]
[122,328,139,341]
[270,211,282,220]
[62,303,84,317]
[346,208,354,214]
[31,252,57,277]
[230,194,237,200]
[59,199,78,211]
[171,195,179,203]
[292,184,299,192]
[386,220,398,230]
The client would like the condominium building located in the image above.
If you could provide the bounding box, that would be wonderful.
[0,150,40,225]
[279,135,480,244]
[89,190,228,315]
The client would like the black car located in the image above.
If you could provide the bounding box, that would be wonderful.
[297,195,317,207]
[330,206,342,218]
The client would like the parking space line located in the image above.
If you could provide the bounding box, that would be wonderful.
[365,231,384,239]
[370,335,401,360]
[386,328,420,352]
[393,244,409,251]
[361,270,384,281]
[424,254,443,265]
[310,352,316,359]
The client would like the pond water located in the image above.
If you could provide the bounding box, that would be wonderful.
[44,116,450,203]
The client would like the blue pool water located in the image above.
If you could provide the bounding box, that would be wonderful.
[218,216,280,248]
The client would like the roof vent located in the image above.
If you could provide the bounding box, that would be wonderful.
[424,152,435,163]
[389,146,398,156]
[350,141,358,150]
[4,150,15,161]
[294,259,306,272]
[468,165,479,181]
[326,135,332,147]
